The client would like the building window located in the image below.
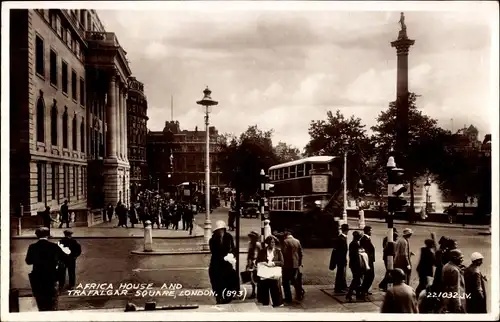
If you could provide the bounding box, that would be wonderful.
[81,119,85,152]
[63,164,68,198]
[73,166,76,196]
[62,108,68,148]
[51,103,58,145]
[51,163,58,200]
[36,96,45,143]
[35,35,44,77]
[50,50,57,86]
[62,61,68,94]
[37,163,45,202]
[71,70,77,101]
[79,78,85,106]
[81,166,84,195]
[72,116,77,150]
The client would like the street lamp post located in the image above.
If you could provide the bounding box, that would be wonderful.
[197,87,219,250]
[424,178,431,217]
[342,139,349,225]
[260,169,269,244]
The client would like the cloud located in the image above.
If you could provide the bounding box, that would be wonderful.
[95,7,495,149]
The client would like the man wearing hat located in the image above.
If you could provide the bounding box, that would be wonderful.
[440,249,466,313]
[329,224,349,294]
[25,227,67,311]
[394,228,414,285]
[59,200,70,229]
[58,230,82,290]
[282,229,304,303]
[464,252,487,313]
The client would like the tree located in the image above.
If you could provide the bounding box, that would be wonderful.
[305,110,375,196]
[274,142,301,163]
[217,125,279,198]
[371,93,453,217]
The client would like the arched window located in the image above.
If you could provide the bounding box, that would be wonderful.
[62,107,68,148]
[51,102,58,146]
[72,115,77,150]
[36,95,45,143]
[80,118,85,152]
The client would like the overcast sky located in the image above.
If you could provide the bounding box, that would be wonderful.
[95,2,496,150]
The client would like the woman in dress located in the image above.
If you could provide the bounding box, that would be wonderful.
[256,235,284,307]
[208,220,239,304]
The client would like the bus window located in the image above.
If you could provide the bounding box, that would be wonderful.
[277,169,282,180]
[290,166,296,179]
[283,168,289,179]
[305,163,311,176]
[289,198,295,211]
[297,164,304,177]
[283,198,289,210]
[277,198,283,210]
[294,198,301,211]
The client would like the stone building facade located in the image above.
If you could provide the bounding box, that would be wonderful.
[10,9,133,219]
[147,121,222,191]
[127,77,149,199]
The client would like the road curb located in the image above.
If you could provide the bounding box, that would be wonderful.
[349,218,489,230]
[12,234,204,240]
[131,248,249,255]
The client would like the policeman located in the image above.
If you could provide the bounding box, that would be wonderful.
[25,227,68,311]
[58,230,82,290]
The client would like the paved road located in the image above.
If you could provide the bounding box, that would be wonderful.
[11,208,491,310]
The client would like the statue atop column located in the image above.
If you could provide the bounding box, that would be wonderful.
[398,12,408,39]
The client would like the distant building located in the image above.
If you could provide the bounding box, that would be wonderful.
[147,121,223,190]
[453,124,482,151]
[127,77,148,199]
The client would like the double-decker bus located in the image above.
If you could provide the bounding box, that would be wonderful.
[268,156,343,247]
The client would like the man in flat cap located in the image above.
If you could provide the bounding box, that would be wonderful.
[25,227,68,311]
[58,230,82,290]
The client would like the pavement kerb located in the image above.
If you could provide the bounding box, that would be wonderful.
[348,218,489,230]
[131,248,250,255]
[12,233,204,240]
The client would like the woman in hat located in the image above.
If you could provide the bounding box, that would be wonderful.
[208,220,239,304]
[256,235,284,307]
[246,231,262,299]
[464,252,487,313]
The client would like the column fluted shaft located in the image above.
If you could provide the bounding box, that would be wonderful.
[116,82,122,160]
[106,75,117,158]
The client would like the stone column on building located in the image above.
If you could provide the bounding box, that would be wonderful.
[122,87,128,162]
[106,74,117,159]
[117,81,123,160]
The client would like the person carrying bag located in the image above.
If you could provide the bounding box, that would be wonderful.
[256,235,284,307]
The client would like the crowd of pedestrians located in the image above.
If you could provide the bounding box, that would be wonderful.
[328,224,488,314]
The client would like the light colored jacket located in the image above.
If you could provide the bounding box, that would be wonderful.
[394,237,411,269]
[381,283,418,313]
[282,235,303,269]
[440,262,465,313]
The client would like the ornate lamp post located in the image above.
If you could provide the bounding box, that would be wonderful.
[342,139,349,225]
[424,178,431,216]
[197,87,219,250]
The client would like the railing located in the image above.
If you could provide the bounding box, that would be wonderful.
[85,31,121,47]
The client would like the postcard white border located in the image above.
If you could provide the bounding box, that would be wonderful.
[1,1,499,321]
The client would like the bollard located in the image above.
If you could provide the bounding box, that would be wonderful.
[263,219,271,240]
[143,220,153,252]
[358,209,365,230]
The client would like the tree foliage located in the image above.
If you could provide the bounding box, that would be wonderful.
[304,110,375,195]
[274,142,301,163]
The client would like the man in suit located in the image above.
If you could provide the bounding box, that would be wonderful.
[380,268,418,313]
[25,227,69,311]
[58,230,82,290]
[40,206,54,235]
[282,229,304,303]
[416,239,436,296]
[184,203,195,235]
[58,200,70,229]
[360,226,375,295]
[464,252,487,313]
[330,224,349,294]
[394,228,414,285]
